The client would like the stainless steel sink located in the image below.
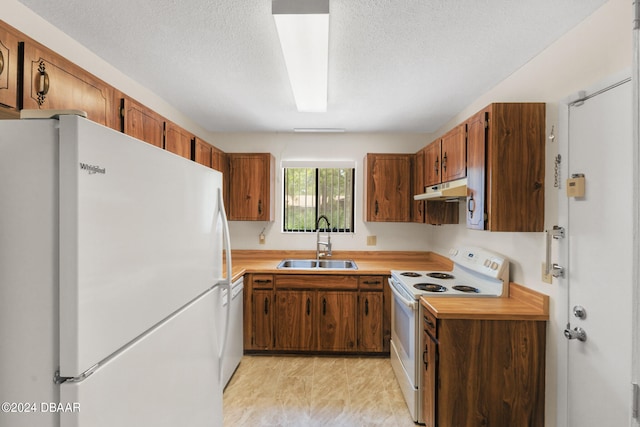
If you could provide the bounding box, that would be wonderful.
[277,259,318,269]
[277,259,358,270]
[317,259,357,269]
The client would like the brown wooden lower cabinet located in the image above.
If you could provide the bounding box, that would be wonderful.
[244,274,388,354]
[421,309,546,427]
[275,290,315,351]
[358,291,384,352]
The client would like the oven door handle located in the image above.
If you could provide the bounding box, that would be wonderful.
[388,278,418,310]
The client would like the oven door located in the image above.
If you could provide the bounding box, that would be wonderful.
[388,277,420,421]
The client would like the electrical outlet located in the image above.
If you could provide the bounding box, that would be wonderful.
[541,262,552,284]
[366,235,377,246]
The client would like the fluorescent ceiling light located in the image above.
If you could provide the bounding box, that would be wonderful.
[273,0,329,113]
[293,128,344,133]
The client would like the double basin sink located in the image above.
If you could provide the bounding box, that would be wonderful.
[277,259,358,270]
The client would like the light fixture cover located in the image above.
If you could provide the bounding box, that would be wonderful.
[273,0,329,113]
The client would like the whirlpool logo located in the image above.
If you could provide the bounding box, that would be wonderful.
[79,162,106,175]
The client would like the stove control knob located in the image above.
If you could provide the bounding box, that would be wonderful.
[490,262,499,270]
[449,248,458,256]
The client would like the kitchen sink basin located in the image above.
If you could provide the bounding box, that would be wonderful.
[277,259,358,270]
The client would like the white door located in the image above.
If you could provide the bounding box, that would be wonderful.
[561,78,634,426]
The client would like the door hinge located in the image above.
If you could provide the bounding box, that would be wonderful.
[633,383,639,419]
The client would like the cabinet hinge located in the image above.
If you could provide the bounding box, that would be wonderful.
[633,383,639,419]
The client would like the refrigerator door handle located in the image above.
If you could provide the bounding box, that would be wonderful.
[216,188,232,370]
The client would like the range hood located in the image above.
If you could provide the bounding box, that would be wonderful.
[414,178,467,201]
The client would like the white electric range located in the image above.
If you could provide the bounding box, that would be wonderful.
[388,247,510,424]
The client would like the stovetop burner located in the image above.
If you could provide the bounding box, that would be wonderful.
[413,283,447,293]
[426,272,454,280]
[401,272,422,277]
[452,285,480,293]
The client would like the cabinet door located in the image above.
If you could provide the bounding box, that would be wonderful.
[228,153,273,221]
[365,154,411,222]
[165,121,193,160]
[412,149,425,223]
[252,290,274,350]
[424,201,459,225]
[275,290,314,351]
[120,96,165,148]
[23,42,115,129]
[487,103,545,232]
[317,291,357,352]
[358,291,383,352]
[440,123,466,182]
[0,24,19,111]
[465,110,487,230]
[421,329,437,427]
[423,141,441,187]
[211,146,224,171]
[193,138,213,168]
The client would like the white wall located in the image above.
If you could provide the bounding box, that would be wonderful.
[211,132,433,251]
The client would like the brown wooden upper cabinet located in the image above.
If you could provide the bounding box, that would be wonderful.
[412,149,458,225]
[364,153,412,222]
[424,123,467,188]
[23,41,116,129]
[211,146,226,172]
[120,96,165,148]
[466,103,545,232]
[227,153,275,221]
[193,137,213,168]
[164,121,193,160]
[440,123,467,182]
[0,22,20,113]
[412,149,426,223]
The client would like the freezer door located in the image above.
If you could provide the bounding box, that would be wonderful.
[58,116,224,377]
[60,288,223,427]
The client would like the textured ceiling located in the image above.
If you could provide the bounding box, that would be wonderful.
[16,0,607,133]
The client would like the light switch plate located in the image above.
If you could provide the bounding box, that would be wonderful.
[367,235,377,246]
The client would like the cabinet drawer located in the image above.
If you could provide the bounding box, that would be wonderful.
[275,275,358,290]
[358,275,385,290]
[251,274,274,289]
[422,309,437,337]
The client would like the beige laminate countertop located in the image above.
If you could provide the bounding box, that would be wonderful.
[226,250,452,282]
[421,283,549,321]
[227,249,549,321]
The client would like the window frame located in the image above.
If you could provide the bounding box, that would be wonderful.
[282,165,356,233]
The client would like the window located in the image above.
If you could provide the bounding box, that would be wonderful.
[283,167,355,232]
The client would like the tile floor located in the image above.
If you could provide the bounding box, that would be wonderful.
[223,355,416,426]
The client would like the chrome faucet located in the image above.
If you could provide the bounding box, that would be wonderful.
[316,215,332,260]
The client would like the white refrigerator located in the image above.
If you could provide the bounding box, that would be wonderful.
[0,114,232,427]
